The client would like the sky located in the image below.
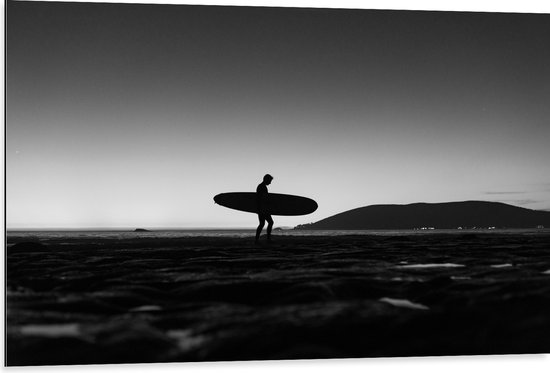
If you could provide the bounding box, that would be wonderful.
[6,0,550,229]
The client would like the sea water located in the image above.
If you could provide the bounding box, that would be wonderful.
[7,227,549,243]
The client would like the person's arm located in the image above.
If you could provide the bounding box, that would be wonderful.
[257,185,268,213]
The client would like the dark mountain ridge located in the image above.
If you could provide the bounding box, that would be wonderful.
[295,201,550,230]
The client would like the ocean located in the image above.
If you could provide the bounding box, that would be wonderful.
[7,227,549,242]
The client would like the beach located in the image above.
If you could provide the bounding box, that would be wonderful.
[6,230,550,365]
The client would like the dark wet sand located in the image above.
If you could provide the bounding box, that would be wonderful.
[6,233,550,365]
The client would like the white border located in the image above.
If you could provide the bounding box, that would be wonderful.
[15,0,550,13]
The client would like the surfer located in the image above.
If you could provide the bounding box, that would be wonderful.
[255,174,274,244]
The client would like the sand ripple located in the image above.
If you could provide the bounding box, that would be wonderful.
[6,232,550,365]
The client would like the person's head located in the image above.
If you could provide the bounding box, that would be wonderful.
[263,174,273,185]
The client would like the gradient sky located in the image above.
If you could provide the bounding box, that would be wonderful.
[6,1,550,228]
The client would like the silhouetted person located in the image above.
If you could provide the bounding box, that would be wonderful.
[255,174,274,244]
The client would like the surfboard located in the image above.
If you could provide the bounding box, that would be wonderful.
[214,192,318,216]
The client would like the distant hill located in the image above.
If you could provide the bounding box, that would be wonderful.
[295,201,550,230]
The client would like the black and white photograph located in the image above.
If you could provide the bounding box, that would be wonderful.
[5,0,550,368]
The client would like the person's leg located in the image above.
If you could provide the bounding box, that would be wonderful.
[255,215,266,243]
[266,215,274,241]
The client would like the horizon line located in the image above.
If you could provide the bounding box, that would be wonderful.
[5,226,293,231]
[6,227,256,230]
